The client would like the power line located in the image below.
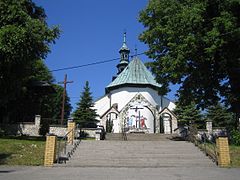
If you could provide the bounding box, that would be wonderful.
[50,52,145,72]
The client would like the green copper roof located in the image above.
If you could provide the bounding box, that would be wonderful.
[106,57,162,92]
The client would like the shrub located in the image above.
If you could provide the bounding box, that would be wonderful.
[230,130,240,146]
[39,119,50,136]
[79,130,89,138]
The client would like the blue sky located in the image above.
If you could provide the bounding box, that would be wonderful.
[33,0,178,111]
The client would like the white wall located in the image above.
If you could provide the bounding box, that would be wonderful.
[94,86,175,117]
[94,95,110,118]
[94,86,176,133]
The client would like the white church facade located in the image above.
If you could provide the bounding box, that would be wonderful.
[94,33,177,134]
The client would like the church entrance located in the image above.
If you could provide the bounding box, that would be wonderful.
[160,112,172,134]
[106,112,118,133]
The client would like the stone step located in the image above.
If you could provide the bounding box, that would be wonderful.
[105,133,174,141]
[126,133,173,141]
[105,133,123,140]
[57,140,215,168]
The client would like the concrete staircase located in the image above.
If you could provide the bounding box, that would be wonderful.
[105,133,174,141]
[58,137,215,168]
[126,133,173,141]
[105,133,123,141]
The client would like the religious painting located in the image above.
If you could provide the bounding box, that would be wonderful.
[124,105,154,133]
[126,114,148,130]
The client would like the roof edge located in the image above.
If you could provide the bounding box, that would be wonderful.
[105,83,161,94]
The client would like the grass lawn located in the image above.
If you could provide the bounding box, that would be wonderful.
[0,136,46,166]
[230,145,240,167]
[198,143,240,167]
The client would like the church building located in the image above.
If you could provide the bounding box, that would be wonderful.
[94,33,177,134]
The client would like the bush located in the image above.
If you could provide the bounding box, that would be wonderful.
[39,119,50,136]
[0,128,5,136]
[79,130,89,138]
[230,130,240,146]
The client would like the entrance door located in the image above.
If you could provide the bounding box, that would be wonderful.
[164,119,171,134]
[160,116,164,133]
[162,113,172,134]
[106,112,118,133]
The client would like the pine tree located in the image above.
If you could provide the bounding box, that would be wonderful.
[206,103,234,129]
[73,81,99,128]
[174,102,202,126]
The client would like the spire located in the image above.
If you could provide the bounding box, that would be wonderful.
[134,45,137,57]
[123,31,126,44]
[119,32,130,52]
[117,32,130,74]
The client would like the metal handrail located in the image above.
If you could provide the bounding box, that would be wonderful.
[122,128,127,141]
[56,126,80,164]
[191,133,218,165]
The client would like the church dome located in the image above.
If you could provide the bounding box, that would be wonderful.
[106,57,162,93]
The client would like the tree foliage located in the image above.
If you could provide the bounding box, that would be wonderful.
[44,84,72,124]
[174,102,202,126]
[27,60,72,123]
[73,81,99,128]
[0,0,59,103]
[139,0,240,116]
[0,0,68,123]
[206,103,234,129]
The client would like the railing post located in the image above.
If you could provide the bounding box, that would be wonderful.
[44,134,57,167]
[216,136,231,167]
[67,120,76,145]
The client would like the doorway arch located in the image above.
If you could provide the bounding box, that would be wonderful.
[106,112,118,133]
[160,112,172,134]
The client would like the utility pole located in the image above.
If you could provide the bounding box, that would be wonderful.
[58,74,73,125]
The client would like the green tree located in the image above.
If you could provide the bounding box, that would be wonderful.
[139,0,240,125]
[3,58,72,124]
[38,84,72,136]
[0,0,60,122]
[174,102,202,126]
[73,81,99,128]
[28,60,72,123]
[13,60,54,122]
[206,103,234,129]
[45,84,72,124]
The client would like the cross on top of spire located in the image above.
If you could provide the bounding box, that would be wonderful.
[119,31,130,52]
[123,31,126,44]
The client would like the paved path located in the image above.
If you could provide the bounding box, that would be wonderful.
[0,164,239,180]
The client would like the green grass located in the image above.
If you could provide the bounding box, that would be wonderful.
[230,145,240,167]
[0,136,46,166]
[195,140,240,167]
